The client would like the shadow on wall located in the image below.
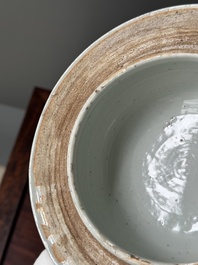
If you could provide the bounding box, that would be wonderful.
[0,0,195,109]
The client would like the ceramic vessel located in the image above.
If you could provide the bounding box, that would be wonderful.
[29,5,198,265]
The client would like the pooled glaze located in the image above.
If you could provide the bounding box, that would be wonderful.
[29,5,198,265]
[71,56,198,263]
[143,114,198,234]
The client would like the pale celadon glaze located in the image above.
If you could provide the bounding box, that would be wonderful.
[68,55,198,264]
[29,5,198,265]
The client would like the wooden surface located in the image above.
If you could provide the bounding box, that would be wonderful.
[0,87,50,264]
[2,187,44,265]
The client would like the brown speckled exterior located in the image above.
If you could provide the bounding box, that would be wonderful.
[30,6,198,265]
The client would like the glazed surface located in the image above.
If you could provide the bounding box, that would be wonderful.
[29,5,198,265]
[71,56,198,263]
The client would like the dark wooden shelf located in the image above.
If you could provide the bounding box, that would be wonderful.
[0,87,50,265]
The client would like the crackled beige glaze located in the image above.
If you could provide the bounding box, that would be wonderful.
[30,5,198,265]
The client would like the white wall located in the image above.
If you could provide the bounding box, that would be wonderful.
[0,0,195,109]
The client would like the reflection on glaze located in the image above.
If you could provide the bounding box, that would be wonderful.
[142,112,198,234]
